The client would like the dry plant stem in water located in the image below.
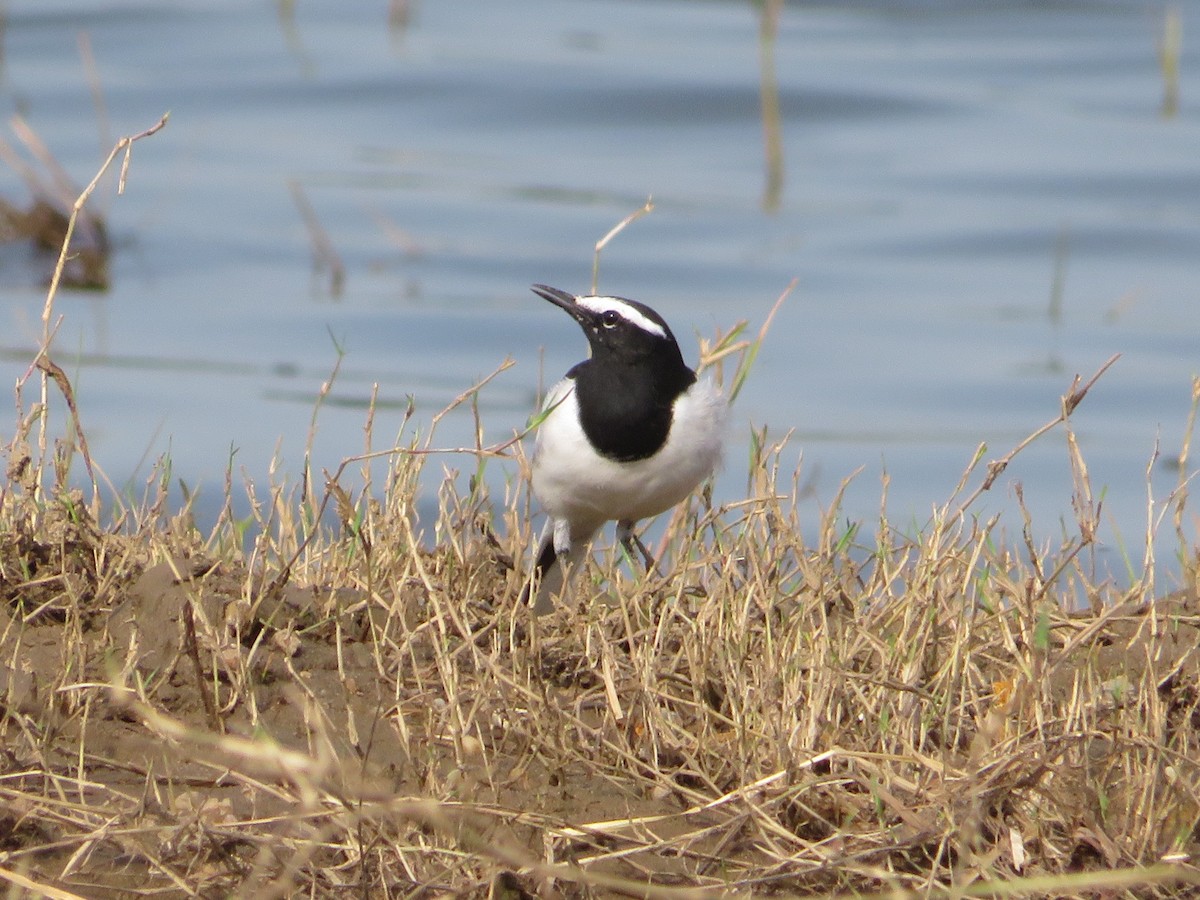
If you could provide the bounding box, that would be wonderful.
[10,113,168,512]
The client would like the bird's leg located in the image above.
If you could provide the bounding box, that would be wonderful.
[521,519,578,615]
[553,518,573,556]
[617,520,659,574]
[519,534,556,604]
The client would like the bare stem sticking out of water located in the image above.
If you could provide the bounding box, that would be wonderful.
[758,0,785,212]
[14,112,168,508]
[289,178,345,298]
[1160,5,1183,119]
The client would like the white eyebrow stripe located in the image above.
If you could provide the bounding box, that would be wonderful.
[576,296,667,339]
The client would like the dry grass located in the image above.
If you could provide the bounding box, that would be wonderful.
[2,122,1200,900]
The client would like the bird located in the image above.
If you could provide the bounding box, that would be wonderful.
[521,283,727,613]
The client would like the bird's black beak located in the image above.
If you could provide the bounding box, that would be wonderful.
[532,284,592,327]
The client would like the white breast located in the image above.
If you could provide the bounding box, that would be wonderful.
[531,377,727,543]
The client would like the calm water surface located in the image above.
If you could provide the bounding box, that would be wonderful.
[1,1,1197,584]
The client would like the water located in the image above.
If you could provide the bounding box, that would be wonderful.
[1,1,1197,584]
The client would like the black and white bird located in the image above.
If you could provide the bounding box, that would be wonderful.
[522,284,727,613]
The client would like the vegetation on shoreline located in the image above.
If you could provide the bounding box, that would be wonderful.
[2,120,1200,899]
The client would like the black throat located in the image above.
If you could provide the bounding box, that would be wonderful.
[570,356,697,462]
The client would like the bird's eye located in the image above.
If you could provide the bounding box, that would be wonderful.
[601,311,621,328]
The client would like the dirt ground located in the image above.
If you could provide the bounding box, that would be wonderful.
[1,530,720,897]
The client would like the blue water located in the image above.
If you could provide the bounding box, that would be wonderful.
[1,1,1197,585]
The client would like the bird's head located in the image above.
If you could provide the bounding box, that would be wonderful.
[531,284,684,366]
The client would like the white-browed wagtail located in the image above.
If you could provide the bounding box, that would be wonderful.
[522,284,727,612]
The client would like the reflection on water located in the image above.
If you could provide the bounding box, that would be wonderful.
[1159,5,1182,118]
[758,0,785,213]
[0,0,1197,582]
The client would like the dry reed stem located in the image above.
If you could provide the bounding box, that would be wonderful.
[288,178,345,297]
[9,113,168,509]
[592,195,654,294]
